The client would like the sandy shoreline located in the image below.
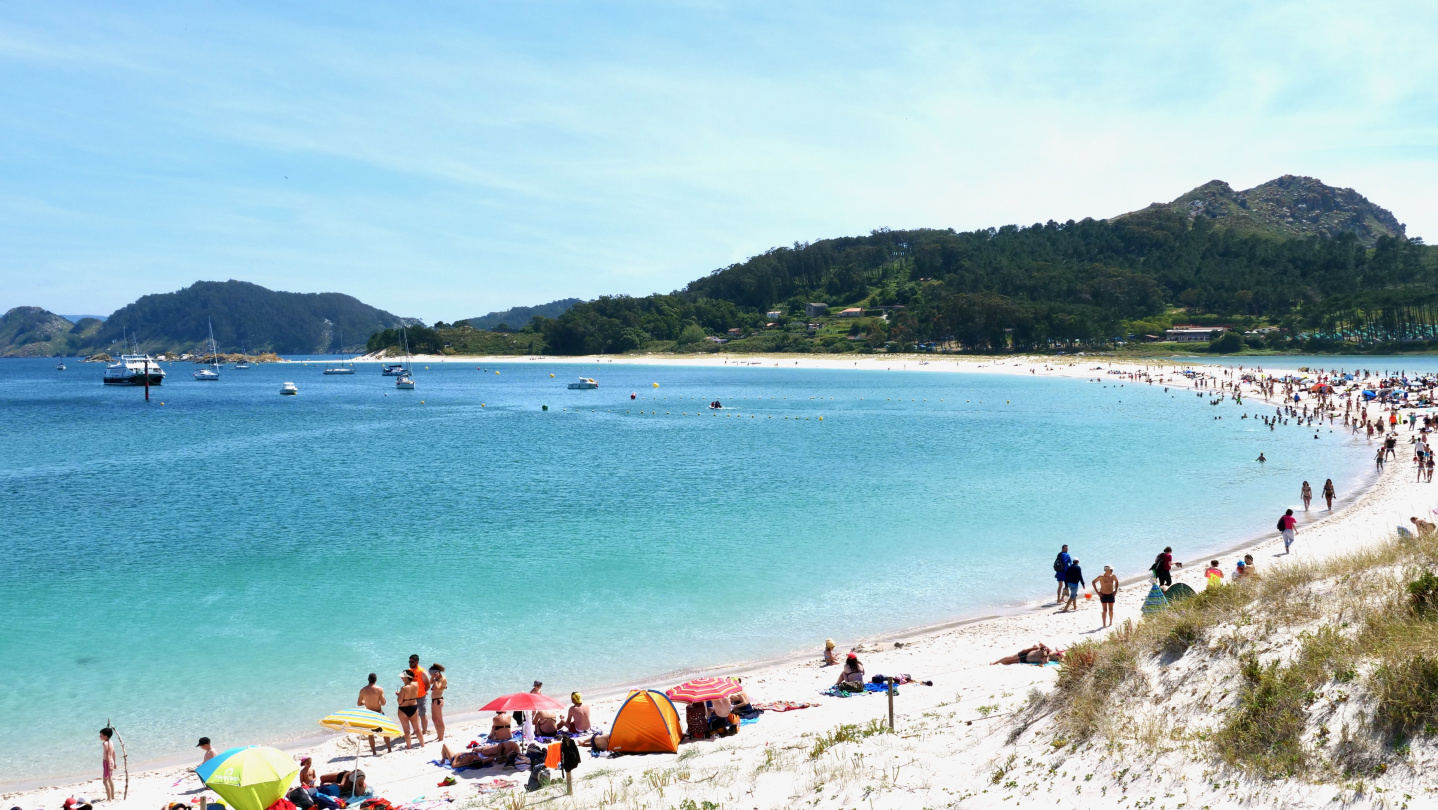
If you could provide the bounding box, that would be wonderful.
[6,353,1420,809]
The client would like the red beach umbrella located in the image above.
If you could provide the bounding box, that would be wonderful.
[664,677,743,704]
[478,692,566,712]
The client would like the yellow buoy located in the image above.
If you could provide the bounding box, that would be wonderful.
[653,382,659,388]
[550,373,555,378]
[495,371,500,375]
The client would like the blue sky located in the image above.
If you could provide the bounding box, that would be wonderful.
[2,1,1436,322]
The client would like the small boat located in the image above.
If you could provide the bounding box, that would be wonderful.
[568,377,599,389]
[234,361,252,369]
[56,359,66,371]
[382,364,407,376]
[194,319,221,381]
[280,382,298,395]
[324,329,356,374]
[394,327,416,390]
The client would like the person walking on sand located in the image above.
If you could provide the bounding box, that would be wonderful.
[1301,481,1312,511]
[1279,509,1298,553]
[358,673,392,754]
[1152,547,1181,589]
[1091,565,1119,627]
[1061,558,1085,612]
[1323,479,1335,510]
[1053,544,1072,604]
[406,655,431,737]
[99,727,117,801]
[427,664,447,742]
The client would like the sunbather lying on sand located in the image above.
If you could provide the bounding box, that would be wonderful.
[440,741,519,768]
[991,644,1064,665]
[318,770,366,795]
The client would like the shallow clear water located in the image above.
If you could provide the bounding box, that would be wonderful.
[0,357,1369,781]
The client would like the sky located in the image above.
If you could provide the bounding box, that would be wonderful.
[2,1,1437,322]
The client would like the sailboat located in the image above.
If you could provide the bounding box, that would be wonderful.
[234,338,252,369]
[395,327,415,390]
[323,328,356,375]
[56,357,66,371]
[193,319,221,381]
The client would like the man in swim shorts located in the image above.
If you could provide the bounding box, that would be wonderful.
[407,655,430,736]
[1061,558,1085,612]
[1091,565,1119,627]
[357,673,392,755]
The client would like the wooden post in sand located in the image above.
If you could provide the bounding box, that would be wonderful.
[107,719,130,800]
[886,679,895,731]
[566,770,573,796]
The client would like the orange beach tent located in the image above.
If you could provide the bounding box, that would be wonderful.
[608,689,683,754]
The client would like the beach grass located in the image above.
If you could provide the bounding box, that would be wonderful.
[1028,528,1438,781]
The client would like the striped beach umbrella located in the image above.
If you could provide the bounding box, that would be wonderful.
[318,708,402,738]
[664,677,743,704]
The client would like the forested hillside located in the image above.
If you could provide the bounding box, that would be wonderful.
[94,280,407,355]
[457,176,1431,355]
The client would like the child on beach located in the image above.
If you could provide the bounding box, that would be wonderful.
[1061,559,1085,612]
[823,639,838,666]
[99,728,116,801]
[1204,560,1224,589]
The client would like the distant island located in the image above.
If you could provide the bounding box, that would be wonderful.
[366,175,1438,358]
[0,280,408,357]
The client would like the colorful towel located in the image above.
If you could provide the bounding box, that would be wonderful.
[752,701,817,712]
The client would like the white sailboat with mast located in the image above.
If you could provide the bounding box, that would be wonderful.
[395,326,415,390]
[193,319,220,381]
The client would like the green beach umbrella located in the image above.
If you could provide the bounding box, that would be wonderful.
[195,746,299,810]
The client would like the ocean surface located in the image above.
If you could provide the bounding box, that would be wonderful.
[0,356,1372,783]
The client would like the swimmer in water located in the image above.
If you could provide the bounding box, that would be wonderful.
[1257,453,1266,463]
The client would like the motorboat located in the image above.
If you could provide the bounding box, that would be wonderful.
[280,381,299,395]
[568,377,599,389]
[382,364,407,376]
[103,355,165,386]
[193,368,220,381]
[56,359,66,371]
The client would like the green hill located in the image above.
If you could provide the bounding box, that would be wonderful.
[368,175,1436,357]
[92,280,408,355]
[0,307,102,357]
[461,298,582,331]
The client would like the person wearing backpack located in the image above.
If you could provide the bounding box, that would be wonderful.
[1278,509,1298,553]
[1053,545,1072,604]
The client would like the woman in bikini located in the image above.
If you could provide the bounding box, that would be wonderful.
[396,671,423,749]
[489,711,514,741]
[1323,479,1336,510]
[1301,481,1312,511]
[427,664,447,742]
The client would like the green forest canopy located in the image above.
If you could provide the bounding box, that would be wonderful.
[372,206,1438,355]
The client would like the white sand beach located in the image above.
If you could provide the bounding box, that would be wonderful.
[8,355,1429,810]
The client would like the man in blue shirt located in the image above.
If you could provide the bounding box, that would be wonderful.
[1053,545,1072,604]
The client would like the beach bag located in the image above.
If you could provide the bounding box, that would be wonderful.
[525,744,553,791]
[1053,554,1066,572]
[1276,516,1286,531]
[287,789,315,810]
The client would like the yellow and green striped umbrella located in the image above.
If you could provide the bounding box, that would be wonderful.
[195,746,299,810]
[318,709,402,738]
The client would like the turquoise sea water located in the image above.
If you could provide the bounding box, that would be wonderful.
[0,357,1370,782]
